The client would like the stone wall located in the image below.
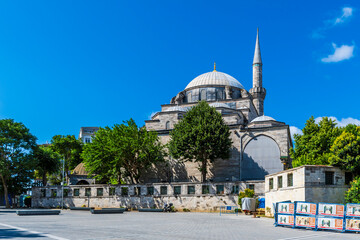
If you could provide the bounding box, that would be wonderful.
[32,181,264,211]
[265,165,350,216]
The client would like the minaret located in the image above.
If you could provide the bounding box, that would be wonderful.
[249,28,266,116]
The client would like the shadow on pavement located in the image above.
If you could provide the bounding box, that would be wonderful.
[0,228,45,239]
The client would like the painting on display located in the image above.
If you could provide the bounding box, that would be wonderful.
[277,202,294,214]
[295,202,317,215]
[317,217,344,230]
[295,216,316,228]
[277,214,294,226]
[346,218,360,231]
[318,203,344,217]
[346,204,360,217]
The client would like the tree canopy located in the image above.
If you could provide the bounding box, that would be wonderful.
[33,145,61,186]
[290,116,342,167]
[0,119,37,208]
[82,119,165,184]
[329,125,360,176]
[169,101,232,182]
[50,135,83,183]
[345,176,360,204]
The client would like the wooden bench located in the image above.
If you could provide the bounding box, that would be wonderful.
[90,208,125,214]
[70,207,93,211]
[138,208,163,212]
[0,209,17,213]
[16,210,61,216]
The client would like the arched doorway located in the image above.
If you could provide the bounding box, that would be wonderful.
[76,180,90,185]
[242,135,282,180]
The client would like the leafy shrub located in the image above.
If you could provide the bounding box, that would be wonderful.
[24,196,31,208]
[183,208,190,212]
[238,188,255,206]
[345,177,360,203]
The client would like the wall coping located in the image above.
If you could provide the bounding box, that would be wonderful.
[265,165,341,178]
[33,180,265,189]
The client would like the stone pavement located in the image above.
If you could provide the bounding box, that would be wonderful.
[0,210,359,239]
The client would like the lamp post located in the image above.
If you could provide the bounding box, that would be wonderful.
[61,158,65,210]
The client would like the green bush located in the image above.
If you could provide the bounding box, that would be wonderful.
[24,196,31,208]
[345,177,360,203]
[183,208,190,212]
[238,188,255,206]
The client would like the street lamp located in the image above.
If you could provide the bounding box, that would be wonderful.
[61,158,65,210]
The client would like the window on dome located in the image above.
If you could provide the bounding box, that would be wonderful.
[200,89,206,100]
[207,89,216,101]
[165,121,170,130]
[187,92,192,103]
[216,89,224,100]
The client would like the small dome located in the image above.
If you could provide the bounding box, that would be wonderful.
[209,102,230,108]
[185,71,244,90]
[251,116,276,122]
[164,106,187,112]
[72,163,88,175]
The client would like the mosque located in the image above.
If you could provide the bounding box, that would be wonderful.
[31,29,293,209]
[145,29,293,183]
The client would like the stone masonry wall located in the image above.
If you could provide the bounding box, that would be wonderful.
[265,166,350,216]
[32,181,264,211]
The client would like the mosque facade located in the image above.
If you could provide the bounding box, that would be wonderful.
[145,29,293,183]
[31,30,293,209]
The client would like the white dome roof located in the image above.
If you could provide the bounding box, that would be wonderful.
[251,116,276,122]
[164,106,187,112]
[185,71,244,90]
[209,102,230,108]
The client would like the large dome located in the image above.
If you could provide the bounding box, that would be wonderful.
[185,71,244,90]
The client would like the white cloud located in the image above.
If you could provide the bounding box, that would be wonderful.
[321,43,354,63]
[315,116,360,127]
[290,126,303,140]
[311,7,354,39]
[335,7,353,24]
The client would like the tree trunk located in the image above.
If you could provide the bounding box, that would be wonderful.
[0,174,10,208]
[201,159,207,182]
[129,173,135,185]
[42,171,47,186]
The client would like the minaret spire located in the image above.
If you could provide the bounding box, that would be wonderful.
[253,28,262,65]
[249,28,266,116]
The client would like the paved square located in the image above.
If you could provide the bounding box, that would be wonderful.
[0,210,359,239]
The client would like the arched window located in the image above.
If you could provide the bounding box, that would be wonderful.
[216,89,224,100]
[200,89,206,100]
[207,89,216,101]
[165,121,170,130]
[187,92,192,103]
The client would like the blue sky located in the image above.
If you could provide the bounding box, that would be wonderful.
[0,1,359,143]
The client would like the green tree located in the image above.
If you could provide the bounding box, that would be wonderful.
[169,101,232,182]
[291,116,342,167]
[345,177,360,203]
[82,119,165,184]
[33,145,61,186]
[329,125,360,176]
[50,135,83,183]
[0,119,37,208]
